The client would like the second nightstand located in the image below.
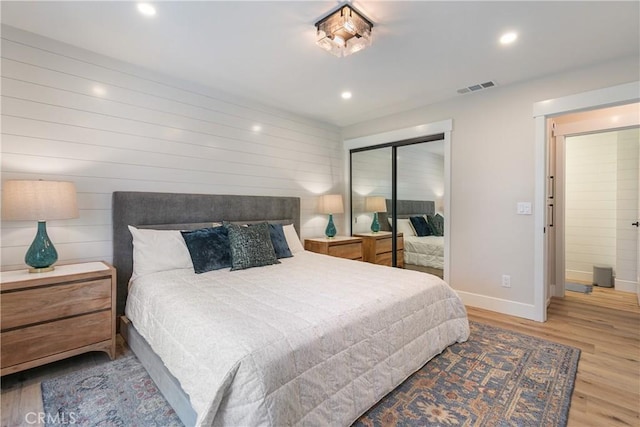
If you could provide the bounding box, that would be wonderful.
[354,232,404,267]
[304,236,363,261]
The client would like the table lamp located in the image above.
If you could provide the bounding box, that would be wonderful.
[2,180,79,273]
[319,194,344,238]
[365,196,387,233]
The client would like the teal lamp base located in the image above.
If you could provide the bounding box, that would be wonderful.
[325,214,337,238]
[370,212,380,233]
[25,221,58,273]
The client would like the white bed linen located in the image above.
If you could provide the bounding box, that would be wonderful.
[125,250,469,426]
[404,235,445,269]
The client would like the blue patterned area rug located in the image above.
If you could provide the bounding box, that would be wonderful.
[41,321,579,427]
[41,353,182,427]
[355,321,580,427]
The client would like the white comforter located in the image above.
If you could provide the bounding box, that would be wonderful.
[126,251,469,426]
[404,235,445,269]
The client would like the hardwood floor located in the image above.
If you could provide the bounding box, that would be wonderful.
[1,288,638,427]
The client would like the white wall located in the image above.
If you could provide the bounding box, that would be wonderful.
[564,132,617,283]
[0,26,343,271]
[343,56,639,317]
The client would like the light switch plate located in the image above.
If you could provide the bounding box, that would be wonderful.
[517,202,532,215]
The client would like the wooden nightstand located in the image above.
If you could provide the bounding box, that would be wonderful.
[1,261,116,376]
[354,232,404,267]
[304,236,363,261]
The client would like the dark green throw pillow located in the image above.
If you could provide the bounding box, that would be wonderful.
[226,222,280,271]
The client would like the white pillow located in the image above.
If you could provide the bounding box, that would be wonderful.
[128,225,193,280]
[388,218,416,236]
[283,224,304,254]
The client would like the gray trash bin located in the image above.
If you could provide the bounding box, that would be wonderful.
[593,265,613,288]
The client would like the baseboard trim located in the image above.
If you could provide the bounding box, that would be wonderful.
[456,290,540,322]
[566,270,592,283]
[614,279,638,294]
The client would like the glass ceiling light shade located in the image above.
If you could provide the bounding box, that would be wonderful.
[315,4,373,57]
[2,180,79,272]
[365,196,387,233]
[319,194,344,238]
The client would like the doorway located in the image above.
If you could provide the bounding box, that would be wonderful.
[546,104,640,299]
[532,81,639,321]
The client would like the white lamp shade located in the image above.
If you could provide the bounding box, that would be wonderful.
[365,196,387,213]
[319,194,344,214]
[2,180,79,221]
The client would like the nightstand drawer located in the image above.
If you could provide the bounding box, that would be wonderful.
[1,310,111,369]
[376,237,404,254]
[354,232,404,267]
[375,250,404,266]
[1,278,111,330]
[328,242,362,260]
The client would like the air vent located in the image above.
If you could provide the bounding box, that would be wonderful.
[457,80,497,94]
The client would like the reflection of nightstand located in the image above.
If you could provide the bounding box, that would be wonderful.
[354,232,404,267]
[304,236,363,261]
[1,262,116,376]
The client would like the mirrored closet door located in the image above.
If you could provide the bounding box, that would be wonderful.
[396,141,445,278]
[350,135,445,276]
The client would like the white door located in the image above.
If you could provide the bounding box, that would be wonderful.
[637,134,640,305]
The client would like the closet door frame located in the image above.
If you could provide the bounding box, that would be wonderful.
[344,120,452,279]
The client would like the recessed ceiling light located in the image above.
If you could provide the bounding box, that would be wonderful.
[252,125,262,132]
[341,91,352,100]
[137,3,156,17]
[499,31,518,45]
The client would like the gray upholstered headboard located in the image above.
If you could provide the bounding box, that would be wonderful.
[378,199,435,231]
[112,191,300,317]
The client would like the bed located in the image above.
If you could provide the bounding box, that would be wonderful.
[379,199,445,277]
[113,191,469,426]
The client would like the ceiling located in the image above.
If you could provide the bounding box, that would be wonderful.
[1,1,638,127]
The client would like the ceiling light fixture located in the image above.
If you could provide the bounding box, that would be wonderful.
[137,3,156,17]
[315,3,373,57]
[499,31,518,45]
[341,91,352,100]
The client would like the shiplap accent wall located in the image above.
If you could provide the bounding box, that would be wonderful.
[565,132,617,282]
[565,128,639,289]
[0,25,343,271]
[616,128,639,290]
[350,142,444,234]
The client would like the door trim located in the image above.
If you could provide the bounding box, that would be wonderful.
[533,81,640,322]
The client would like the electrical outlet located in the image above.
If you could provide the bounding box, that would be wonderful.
[501,275,511,288]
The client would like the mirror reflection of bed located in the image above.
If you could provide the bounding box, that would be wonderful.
[379,199,444,279]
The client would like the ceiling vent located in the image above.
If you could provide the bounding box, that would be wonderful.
[457,80,497,94]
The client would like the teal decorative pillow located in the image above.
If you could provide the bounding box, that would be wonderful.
[226,222,280,271]
[267,223,292,259]
[180,227,231,273]
[427,213,444,236]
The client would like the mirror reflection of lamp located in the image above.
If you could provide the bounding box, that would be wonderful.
[365,196,387,233]
[2,180,79,273]
[319,194,344,238]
